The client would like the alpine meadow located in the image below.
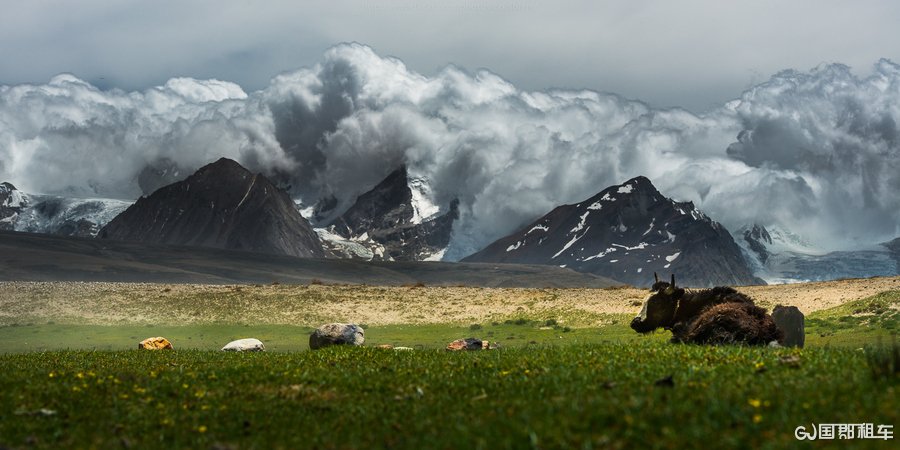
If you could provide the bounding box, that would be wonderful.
[1,1,899,449]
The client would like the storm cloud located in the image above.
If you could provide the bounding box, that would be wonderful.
[1,44,898,258]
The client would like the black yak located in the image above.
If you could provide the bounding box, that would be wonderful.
[630,273,782,345]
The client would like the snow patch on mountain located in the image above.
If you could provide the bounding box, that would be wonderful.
[423,248,447,261]
[583,247,617,262]
[316,227,380,260]
[527,224,549,234]
[409,176,440,225]
[570,212,589,234]
[553,227,590,259]
[614,243,649,251]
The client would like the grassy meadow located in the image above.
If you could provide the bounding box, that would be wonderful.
[0,282,898,448]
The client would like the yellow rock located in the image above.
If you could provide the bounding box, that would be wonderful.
[138,337,173,350]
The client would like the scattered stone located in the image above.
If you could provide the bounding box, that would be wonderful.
[138,337,173,350]
[446,337,491,351]
[772,305,805,348]
[768,341,782,348]
[309,323,365,350]
[221,338,265,352]
[375,345,414,351]
[14,408,57,417]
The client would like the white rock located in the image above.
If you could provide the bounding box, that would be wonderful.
[221,338,265,352]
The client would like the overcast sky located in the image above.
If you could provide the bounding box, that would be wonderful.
[2,0,898,112]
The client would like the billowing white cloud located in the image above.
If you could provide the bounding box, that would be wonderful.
[1,44,898,258]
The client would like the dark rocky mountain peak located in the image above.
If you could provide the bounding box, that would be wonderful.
[464,176,762,287]
[324,165,458,261]
[331,166,413,238]
[742,224,773,264]
[99,158,324,258]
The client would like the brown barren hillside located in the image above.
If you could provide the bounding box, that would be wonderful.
[1,276,897,328]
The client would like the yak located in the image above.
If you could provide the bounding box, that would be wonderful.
[630,273,782,345]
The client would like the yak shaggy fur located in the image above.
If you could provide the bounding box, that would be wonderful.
[632,274,783,346]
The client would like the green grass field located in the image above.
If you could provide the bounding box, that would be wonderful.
[1,344,897,449]
[0,318,639,353]
[0,288,898,449]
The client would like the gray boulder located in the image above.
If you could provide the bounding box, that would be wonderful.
[446,338,490,351]
[772,305,805,348]
[221,338,265,352]
[309,323,365,349]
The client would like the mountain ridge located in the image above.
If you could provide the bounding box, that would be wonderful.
[464,176,762,287]
[99,158,324,258]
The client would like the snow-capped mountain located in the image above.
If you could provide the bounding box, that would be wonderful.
[737,224,898,284]
[0,182,130,237]
[316,166,458,261]
[99,158,324,258]
[463,176,762,287]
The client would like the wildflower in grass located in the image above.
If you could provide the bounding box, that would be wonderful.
[753,414,763,424]
[197,425,207,433]
[748,398,761,408]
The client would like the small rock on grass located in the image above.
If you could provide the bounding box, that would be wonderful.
[446,338,492,351]
[309,323,365,350]
[221,338,265,352]
[375,344,415,351]
[138,337,173,350]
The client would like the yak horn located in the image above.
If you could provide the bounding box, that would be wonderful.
[670,274,676,288]
[654,272,659,283]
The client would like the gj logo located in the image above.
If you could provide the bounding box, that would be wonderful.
[795,423,893,441]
